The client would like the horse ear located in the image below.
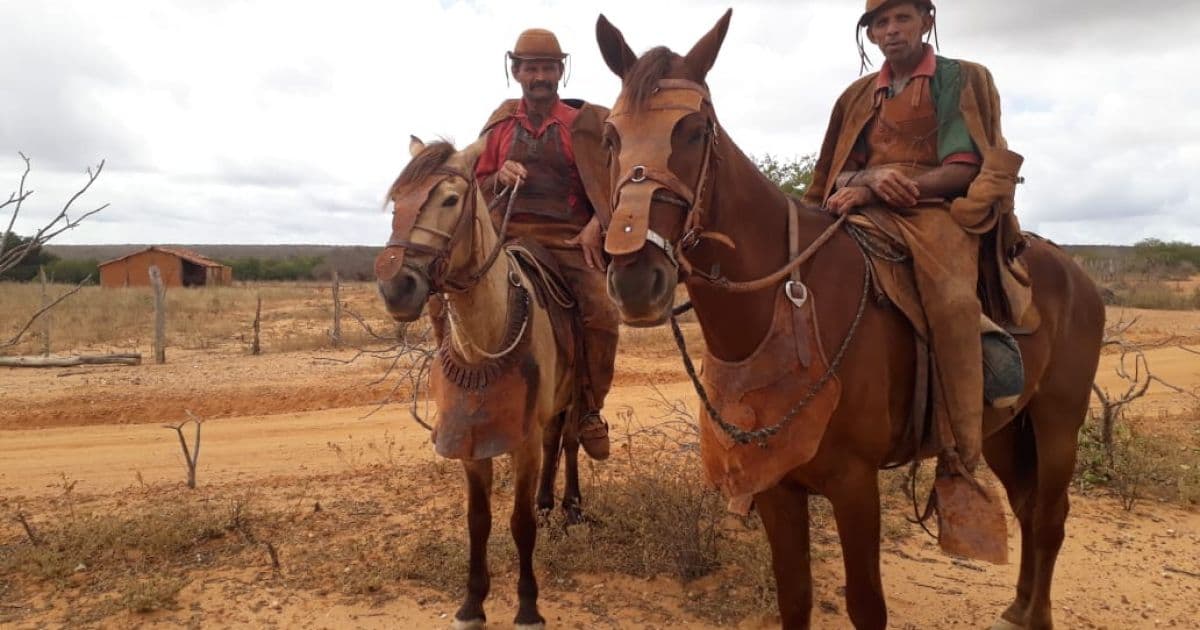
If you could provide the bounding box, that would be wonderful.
[409,135,425,158]
[596,14,637,79]
[683,8,732,81]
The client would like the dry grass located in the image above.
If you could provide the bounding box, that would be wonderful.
[0,281,396,355]
[1076,407,1200,509]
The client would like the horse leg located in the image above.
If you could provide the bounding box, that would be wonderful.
[983,415,1038,628]
[511,436,546,628]
[755,480,813,629]
[826,462,887,630]
[453,459,493,630]
[1021,394,1088,630]
[536,412,565,523]
[561,414,584,525]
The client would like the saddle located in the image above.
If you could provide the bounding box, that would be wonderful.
[843,209,1035,466]
[505,238,592,407]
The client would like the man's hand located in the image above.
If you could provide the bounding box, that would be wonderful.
[497,160,528,189]
[863,167,920,208]
[564,217,605,270]
[825,186,876,216]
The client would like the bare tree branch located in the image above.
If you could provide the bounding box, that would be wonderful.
[0,156,108,275]
[0,153,33,263]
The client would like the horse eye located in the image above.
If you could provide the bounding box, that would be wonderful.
[689,128,707,144]
[441,195,459,207]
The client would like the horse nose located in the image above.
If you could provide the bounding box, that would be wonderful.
[377,268,429,321]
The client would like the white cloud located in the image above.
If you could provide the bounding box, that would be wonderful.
[1,0,1196,245]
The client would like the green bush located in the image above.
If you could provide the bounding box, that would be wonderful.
[222,255,324,281]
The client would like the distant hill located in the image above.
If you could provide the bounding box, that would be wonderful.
[46,244,382,281]
[44,242,1138,284]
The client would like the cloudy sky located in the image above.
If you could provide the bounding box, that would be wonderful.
[2,0,1197,246]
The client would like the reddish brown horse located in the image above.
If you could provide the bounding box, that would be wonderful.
[375,137,587,630]
[596,11,1104,630]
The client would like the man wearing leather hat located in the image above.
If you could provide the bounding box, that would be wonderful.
[475,28,619,460]
[804,0,1030,558]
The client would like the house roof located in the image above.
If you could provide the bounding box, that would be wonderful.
[98,246,230,269]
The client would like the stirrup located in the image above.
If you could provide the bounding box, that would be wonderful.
[982,327,1024,407]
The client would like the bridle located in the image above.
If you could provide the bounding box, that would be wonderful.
[377,166,519,295]
[604,78,847,295]
[604,78,726,274]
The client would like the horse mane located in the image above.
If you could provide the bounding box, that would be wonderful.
[385,141,457,203]
[621,46,679,109]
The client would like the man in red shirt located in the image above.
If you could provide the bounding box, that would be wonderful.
[476,28,618,460]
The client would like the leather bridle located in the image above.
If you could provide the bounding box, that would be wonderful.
[604,78,724,273]
[377,167,519,295]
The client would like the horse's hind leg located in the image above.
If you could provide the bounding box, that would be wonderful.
[1021,393,1089,630]
[825,461,887,630]
[755,479,813,629]
[511,435,546,628]
[453,459,494,630]
[983,414,1038,628]
[560,414,584,524]
[536,412,565,521]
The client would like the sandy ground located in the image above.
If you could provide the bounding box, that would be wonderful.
[2,308,1199,628]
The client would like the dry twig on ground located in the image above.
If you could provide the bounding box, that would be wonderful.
[163,410,205,489]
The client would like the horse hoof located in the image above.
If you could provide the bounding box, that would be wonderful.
[563,505,585,526]
[536,508,552,528]
[989,619,1025,630]
[451,618,485,630]
[514,623,545,630]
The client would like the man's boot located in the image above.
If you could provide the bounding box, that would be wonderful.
[578,411,610,460]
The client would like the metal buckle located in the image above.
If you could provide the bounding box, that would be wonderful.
[631,165,647,183]
[785,280,808,308]
[678,227,701,251]
[645,229,677,268]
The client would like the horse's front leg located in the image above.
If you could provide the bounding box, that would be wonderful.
[825,460,887,630]
[453,458,493,630]
[511,431,546,628]
[756,479,814,629]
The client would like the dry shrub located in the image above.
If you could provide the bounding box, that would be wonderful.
[2,498,248,582]
[1075,408,1200,510]
[117,575,187,613]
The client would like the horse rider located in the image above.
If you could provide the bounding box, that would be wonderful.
[475,28,620,461]
[804,0,1027,516]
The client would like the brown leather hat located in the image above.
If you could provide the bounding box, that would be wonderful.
[508,28,567,61]
[858,0,935,27]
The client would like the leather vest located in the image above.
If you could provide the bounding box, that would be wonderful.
[506,123,590,226]
[865,77,940,178]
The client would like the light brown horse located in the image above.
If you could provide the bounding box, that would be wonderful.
[375,137,588,629]
[596,11,1104,630]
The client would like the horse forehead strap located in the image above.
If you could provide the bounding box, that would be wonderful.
[605,79,713,257]
[376,170,458,281]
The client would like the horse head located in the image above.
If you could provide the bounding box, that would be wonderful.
[375,137,483,321]
[596,9,732,326]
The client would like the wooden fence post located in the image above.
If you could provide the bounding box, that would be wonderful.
[331,271,342,348]
[149,265,166,364]
[252,293,262,355]
[38,266,51,356]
